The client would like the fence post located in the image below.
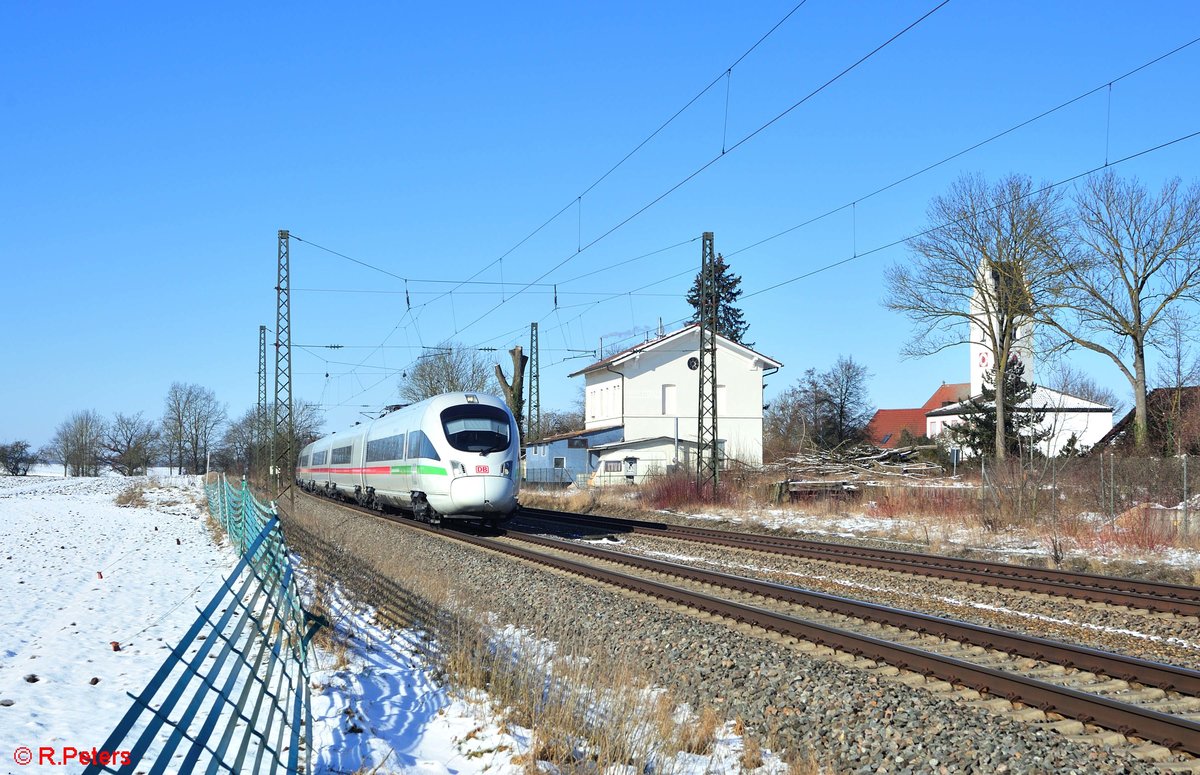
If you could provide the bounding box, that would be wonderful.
[1184,455,1190,538]
[239,478,249,555]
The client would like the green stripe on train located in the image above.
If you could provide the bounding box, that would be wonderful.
[388,464,448,476]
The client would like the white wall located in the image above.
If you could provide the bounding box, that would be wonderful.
[582,328,769,465]
[931,408,1113,457]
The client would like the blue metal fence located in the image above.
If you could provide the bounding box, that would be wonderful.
[83,475,318,774]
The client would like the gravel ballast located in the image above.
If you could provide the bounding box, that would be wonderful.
[286,496,1182,773]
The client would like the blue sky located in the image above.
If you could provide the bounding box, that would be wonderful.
[2,1,1198,448]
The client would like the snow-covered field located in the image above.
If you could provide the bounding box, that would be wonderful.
[0,475,231,772]
[0,475,784,774]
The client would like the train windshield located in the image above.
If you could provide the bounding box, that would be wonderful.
[440,405,511,453]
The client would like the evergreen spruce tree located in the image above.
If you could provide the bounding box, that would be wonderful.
[948,358,1048,458]
[686,253,750,344]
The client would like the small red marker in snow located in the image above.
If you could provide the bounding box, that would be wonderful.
[97,571,103,579]
[110,641,121,652]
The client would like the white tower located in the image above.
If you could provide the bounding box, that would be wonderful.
[968,263,1035,396]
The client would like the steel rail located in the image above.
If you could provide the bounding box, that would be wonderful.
[462,525,1200,753]
[517,507,1200,617]
[505,530,1200,695]
[290,494,1200,754]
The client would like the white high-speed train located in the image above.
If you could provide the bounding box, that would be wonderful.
[296,392,520,525]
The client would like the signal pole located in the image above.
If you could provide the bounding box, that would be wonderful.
[273,230,295,507]
[257,324,267,482]
[527,322,541,442]
[696,232,719,495]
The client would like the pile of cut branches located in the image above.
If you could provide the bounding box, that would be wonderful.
[766,444,943,480]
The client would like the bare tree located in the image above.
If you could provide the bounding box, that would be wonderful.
[398,342,495,403]
[185,386,226,474]
[764,358,873,458]
[162,382,196,475]
[0,440,39,475]
[539,387,586,438]
[494,346,528,443]
[48,410,107,476]
[218,408,258,475]
[104,412,159,475]
[251,399,325,480]
[1043,362,1125,416]
[1042,171,1200,450]
[886,173,1069,460]
[821,356,874,446]
[764,368,826,458]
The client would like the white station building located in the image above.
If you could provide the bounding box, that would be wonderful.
[556,324,782,485]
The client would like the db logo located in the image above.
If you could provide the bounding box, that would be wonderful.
[474,464,489,474]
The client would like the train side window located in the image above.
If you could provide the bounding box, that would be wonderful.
[331,445,352,465]
[407,430,440,460]
[312,450,327,466]
[366,434,403,462]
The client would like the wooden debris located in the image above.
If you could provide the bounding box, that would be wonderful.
[765,444,944,481]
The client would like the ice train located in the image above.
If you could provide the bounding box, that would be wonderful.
[296,392,520,525]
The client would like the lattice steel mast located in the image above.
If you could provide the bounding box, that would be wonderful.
[696,231,719,494]
[257,324,267,481]
[273,230,295,506]
[527,322,541,442]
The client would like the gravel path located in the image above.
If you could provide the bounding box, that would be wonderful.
[287,496,1188,773]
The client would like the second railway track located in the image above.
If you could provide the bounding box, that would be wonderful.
[516,506,1200,618]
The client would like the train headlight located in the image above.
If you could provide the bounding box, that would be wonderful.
[450,460,465,477]
[501,460,512,477]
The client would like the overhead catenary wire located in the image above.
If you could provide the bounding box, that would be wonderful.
[288,27,1197,415]
[288,2,952,380]
[449,0,953,340]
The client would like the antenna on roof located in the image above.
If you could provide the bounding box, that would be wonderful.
[658,317,664,337]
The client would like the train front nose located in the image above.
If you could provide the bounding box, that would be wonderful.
[449,475,517,513]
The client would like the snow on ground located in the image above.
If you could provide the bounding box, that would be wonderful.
[305,580,792,775]
[1,475,788,775]
[306,583,525,775]
[0,474,232,772]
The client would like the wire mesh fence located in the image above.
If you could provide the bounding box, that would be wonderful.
[971,454,1198,539]
[82,475,318,775]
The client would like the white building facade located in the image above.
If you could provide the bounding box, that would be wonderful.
[568,325,782,483]
[927,386,1113,456]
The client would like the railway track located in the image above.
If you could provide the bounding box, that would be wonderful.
[286,494,1200,758]
[516,506,1200,618]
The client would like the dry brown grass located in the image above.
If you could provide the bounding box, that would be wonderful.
[114,485,148,508]
[740,733,763,769]
[677,706,720,755]
[784,749,826,775]
[204,514,225,547]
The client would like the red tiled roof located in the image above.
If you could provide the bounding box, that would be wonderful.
[921,383,970,412]
[868,383,970,447]
[868,408,928,448]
